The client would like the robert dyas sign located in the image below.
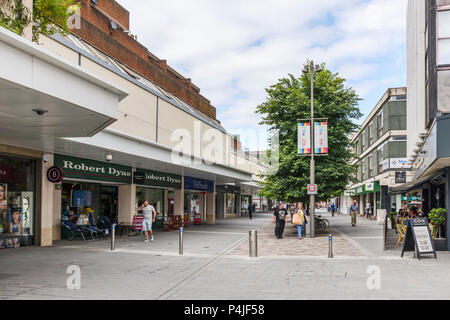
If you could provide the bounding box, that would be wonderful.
[134,169,182,189]
[54,155,132,184]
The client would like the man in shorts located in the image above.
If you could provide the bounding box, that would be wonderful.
[138,201,156,243]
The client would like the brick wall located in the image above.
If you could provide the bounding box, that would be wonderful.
[96,0,130,30]
[74,0,217,120]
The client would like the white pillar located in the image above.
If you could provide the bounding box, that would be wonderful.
[174,176,184,217]
[118,184,136,225]
[206,184,216,225]
[38,154,54,247]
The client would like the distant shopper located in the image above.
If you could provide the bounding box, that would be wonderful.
[331,203,336,217]
[350,200,359,227]
[248,203,254,220]
[366,202,371,219]
[273,202,288,239]
[290,203,297,223]
[138,201,156,243]
[295,203,307,240]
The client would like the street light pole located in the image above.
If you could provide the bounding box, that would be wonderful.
[310,60,316,238]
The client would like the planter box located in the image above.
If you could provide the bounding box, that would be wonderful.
[433,239,448,251]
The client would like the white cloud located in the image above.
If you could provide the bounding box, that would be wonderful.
[116,0,408,150]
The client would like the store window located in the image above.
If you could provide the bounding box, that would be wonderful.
[225,193,237,214]
[0,156,36,249]
[61,183,118,238]
[184,192,200,223]
[136,187,164,223]
[241,195,251,215]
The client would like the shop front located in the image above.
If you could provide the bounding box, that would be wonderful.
[184,177,214,224]
[0,153,36,249]
[240,186,252,217]
[55,154,132,240]
[391,169,448,251]
[349,182,381,217]
[216,185,241,218]
[134,169,182,229]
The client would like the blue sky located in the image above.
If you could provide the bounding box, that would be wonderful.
[117,0,408,149]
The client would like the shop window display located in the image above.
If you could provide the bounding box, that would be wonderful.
[225,193,237,214]
[0,156,36,249]
[184,192,200,223]
[136,187,164,227]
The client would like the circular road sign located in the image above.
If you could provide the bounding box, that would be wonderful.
[308,184,318,194]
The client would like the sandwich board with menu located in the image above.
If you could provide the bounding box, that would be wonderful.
[401,218,437,260]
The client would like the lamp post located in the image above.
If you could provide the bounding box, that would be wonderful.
[309,60,321,238]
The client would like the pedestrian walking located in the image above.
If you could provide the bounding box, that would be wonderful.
[137,200,156,243]
[290,203,297,224]
[273,202,288,239]
[292,203,307,240]
[331,203,336,217]
[366,202,371,219]
[248,203,254,220]
[350,200,359,227]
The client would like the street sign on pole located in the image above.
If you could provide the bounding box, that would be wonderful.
[308,184,318,195]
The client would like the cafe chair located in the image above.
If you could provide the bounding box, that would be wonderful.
[396,223,406,247]
[62,220,87,241]
[164,216,174,232]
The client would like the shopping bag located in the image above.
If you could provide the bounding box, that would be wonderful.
[292,212,304,226]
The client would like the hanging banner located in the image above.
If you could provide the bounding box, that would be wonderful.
[314,121,328,154]
[298,122,311,155]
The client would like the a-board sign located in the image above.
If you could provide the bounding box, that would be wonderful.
[401,218,437,260]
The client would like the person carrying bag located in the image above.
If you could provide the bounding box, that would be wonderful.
[293,203,306,240]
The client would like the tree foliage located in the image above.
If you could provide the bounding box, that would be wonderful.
[256,61,362,204]
[0,0,80,42]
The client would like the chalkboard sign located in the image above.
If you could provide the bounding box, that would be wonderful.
[401,218,437,260]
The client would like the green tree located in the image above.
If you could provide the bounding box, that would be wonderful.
[256,61,362,204]
[0,0,79,43]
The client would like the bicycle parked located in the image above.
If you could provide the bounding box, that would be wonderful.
[315,215,329,233]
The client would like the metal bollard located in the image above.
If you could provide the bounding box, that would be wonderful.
[328,234,333,258]
[179,227,184,256]
[249,230,258,258]
[111,224,116,251]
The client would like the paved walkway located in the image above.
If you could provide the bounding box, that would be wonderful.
[1,209,449,300]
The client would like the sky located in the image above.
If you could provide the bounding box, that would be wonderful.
[116,0,408,150]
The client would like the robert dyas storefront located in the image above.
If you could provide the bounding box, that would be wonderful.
[55,154,184,238]
[55,154,133,240]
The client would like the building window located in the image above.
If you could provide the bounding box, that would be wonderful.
[437,70,450,113]
[438,10,450,66]
[225,193,237,214]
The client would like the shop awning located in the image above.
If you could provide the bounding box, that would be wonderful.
[0,27,128,151]
[390,170,446,195]
[349,181,380,196]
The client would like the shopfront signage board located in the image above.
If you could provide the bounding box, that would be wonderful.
[54,155,132,184]
[401,218,437,260]
[134,169,181,189]
[184,177,214,193]
[47,166,64,183]
[395,172,407,184]
[216,185,241,194]
[0,164,12,180]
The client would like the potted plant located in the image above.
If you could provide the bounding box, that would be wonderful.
[389,212,397,230]
[429,208,447,239]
